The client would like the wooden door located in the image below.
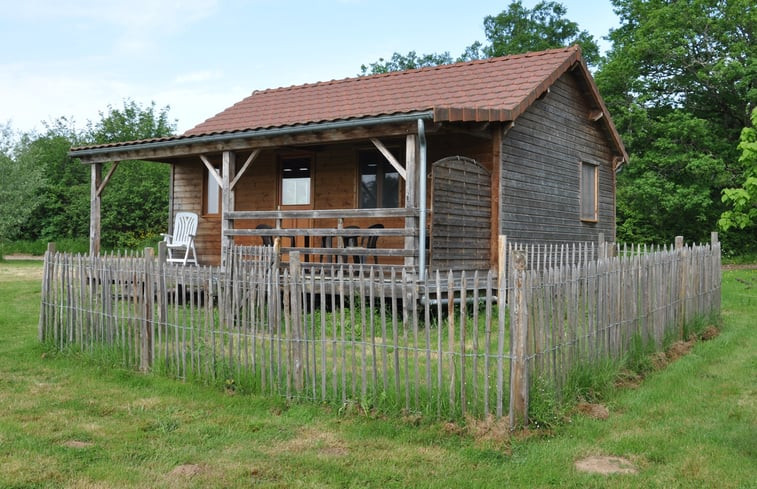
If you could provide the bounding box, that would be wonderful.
[431,156,491,271]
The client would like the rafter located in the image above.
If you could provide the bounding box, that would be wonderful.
[230,149,259,190]
[200,155,223,186]
[370,137,406,180]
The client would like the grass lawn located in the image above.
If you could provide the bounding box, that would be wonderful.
[1,260,754,488]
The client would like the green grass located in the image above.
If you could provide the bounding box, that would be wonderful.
[1,260,755,488]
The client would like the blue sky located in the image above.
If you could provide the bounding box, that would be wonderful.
[0,0,619,135]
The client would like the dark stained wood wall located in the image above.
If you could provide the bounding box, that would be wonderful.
[499,72,616,245]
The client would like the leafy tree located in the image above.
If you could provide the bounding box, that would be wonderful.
[360,51,456,76]
[596,0,756,250]
[85,100,176,249]
[0,124,44,248]
[360,0,599,75]
[479,0,599,64]
[15,118,89,242]
[12,100,177,250]
[719,108,757,233]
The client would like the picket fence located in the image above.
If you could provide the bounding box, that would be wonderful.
[38,236,721,425]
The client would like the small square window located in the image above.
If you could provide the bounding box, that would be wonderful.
[580,161,598,222]
[281,157,311,206]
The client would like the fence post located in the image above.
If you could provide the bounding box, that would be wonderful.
[141,247,154,372]
[38,242,57,342]
[289,251,304,393]
[675,236,687,339]
[509,249,529,429]
[496,235,507,417]
[157,242,167,331]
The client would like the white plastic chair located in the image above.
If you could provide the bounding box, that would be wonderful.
[162,212,198,265]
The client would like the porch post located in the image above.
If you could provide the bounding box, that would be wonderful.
[89,163,102,255]
[405,134,418,269]
[221,151,236,267]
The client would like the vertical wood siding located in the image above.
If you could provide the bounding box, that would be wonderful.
[499,72,616,244]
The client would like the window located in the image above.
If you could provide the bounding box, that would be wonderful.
[281,157,311,205]
[580,161,598,221]
[204,166,221,215]
[359,149,400,208]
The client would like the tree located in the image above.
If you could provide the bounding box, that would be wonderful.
[0,124,43,248]
[13,100,177,250]
[596,0,756,250]
[720,108,757,233]
[359,1,599,75]
[15,118,89,242]
[84,100,177,249]
[479,0,599,64]
[360,51,455,76]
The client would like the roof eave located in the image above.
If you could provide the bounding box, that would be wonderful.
[69,111,435,163]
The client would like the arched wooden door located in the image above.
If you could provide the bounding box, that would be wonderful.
[430,156,492,271]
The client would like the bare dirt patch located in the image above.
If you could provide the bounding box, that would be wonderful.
[700,325,719,341]
[575,455,638,475]
[63,440,94,449]
[270,427,349,458]
[667,337,696,362]
[170,464,204,477]
[576,402,609,420]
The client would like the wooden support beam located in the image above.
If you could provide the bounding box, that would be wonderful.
[89,163,102,255]
[589,109,604,122]
[230,149,259,190]
[371,138,407,180]
[221,151,236,266]
[404,134,417,268]
[200,155,223,186]
[96,161,120,197]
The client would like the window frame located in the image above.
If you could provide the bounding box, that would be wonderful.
[579,160,599,223]
[203,164,221,216]
[279,154,313,207]
[357,148,403,209]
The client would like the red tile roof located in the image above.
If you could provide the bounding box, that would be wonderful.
[70,45,626,164]
[184,46,583,136]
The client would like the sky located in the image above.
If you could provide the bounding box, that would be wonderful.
[0,0,620,136]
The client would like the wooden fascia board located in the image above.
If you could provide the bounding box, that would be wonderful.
[72,121,422,164]
[570,60,630,166]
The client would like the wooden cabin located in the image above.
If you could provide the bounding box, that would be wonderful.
[70,45,627,276]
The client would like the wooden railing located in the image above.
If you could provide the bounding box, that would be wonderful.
[223,208,421,263]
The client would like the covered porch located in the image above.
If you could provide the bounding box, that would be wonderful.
[74,113,497,277]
